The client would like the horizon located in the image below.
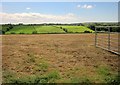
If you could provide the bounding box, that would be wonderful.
[1,21,119,25]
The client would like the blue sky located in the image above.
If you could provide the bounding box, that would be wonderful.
[0,2,118,24]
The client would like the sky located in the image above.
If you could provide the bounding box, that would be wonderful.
[0,2,119,24]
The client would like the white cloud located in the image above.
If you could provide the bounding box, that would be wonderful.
[82,4,87,8]
[77,4,94,9]
[26,7,31,10]
[85,5,93,9]
[77,5,81,8]
[0,12,83,24]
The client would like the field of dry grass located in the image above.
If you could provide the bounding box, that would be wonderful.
[2,34,119,83]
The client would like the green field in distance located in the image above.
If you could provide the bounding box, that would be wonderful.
[2,25,94,34]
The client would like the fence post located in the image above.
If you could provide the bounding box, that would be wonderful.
[108,27,110,50]
[118,28,120,55]
[95,27,97,47]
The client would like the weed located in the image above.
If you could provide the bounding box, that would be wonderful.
[9,70,61,83]
[34,62,49,72]
[96,66,119,83]
[97,66,110,76]
[27,53,35,63]
[2,70,17,83]
[71,76,91,84]
[39,62,48,70]
[47,70,60,80]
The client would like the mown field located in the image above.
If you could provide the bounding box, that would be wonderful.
[57,26,94,33]
[2,34,119,84]
[1,25,94,34]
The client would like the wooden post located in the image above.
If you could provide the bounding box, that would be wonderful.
[118,27,120,55]
[95,27,97,47]
[108,27,110,50]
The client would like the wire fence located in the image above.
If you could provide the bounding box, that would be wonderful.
[95,26,120,55]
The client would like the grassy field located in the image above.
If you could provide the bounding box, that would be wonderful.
[5,25,35,34]
[34,26,65,33]
[2,34,119,84]
[57,26,94,33]
[2,25,94,34]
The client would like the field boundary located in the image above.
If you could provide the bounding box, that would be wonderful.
[95,26,120,55]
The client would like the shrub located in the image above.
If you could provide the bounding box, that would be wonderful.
[19,32,24,34]
[6,28,10,31]
[63,28,68,33]
[32,31,37,34]
[9,25,13,29]
[75,32,79,33]
[10,32,15,34]
[2,31,5,34]
[60,27,62,29]
[84,30,91,33]
[68,31,73,33]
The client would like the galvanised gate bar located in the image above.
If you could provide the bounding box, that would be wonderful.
[95,26,120,55]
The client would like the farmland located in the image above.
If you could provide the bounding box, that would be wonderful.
[6,25,35,34]
[35,26,65,33]
[57,26,94,33]
[2,34,119,83]
[1,25,94,34]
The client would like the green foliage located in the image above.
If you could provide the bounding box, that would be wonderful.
[2,30,5,34]
[111,27,120,32]
[70,77,91,84]
[3,70,60,83]
[88,25,95,31]
[97,66,110,76]
[39,62,48,70]
[27,53,35,63]
[34,70,60,83]
[34,26,65,33]
[19,32,24,34]
[10,32,16,34]
[35,61,49,72]
[96,66,119,83]
[58,26,94,33]
[1,24,14,34]
[3,25,94,34]
[109,75,120,84]
[2,70,17,83]
[32,31,37,34]
[47,70,60,80]
[62,28,68,33]
[84,30,92,33]
[6,25,35,34]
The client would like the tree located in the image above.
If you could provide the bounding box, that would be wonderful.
[89,25,95,31]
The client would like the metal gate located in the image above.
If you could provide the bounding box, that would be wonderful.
[95,26,120,55]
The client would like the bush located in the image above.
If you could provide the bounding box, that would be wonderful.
[10,32,15,34]
[19,32,24,34]
[68,31,73,33]
[75,32,79,33]
[84,30,91,33]
[63,28,68,33]
[60,27,62,29]
[6,28,10,31]
[32,31,37,34]
[2,31,5,34]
